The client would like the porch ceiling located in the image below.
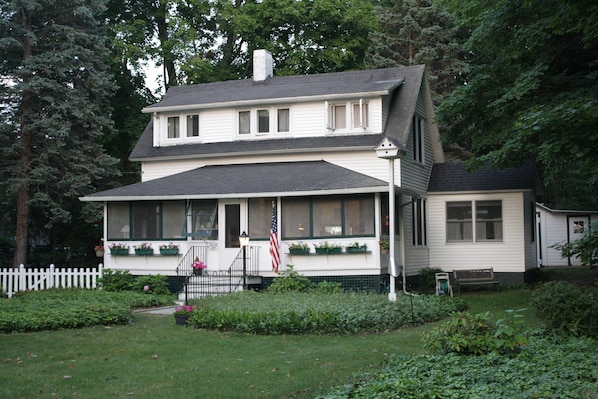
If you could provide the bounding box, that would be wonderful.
[80,160,390,202]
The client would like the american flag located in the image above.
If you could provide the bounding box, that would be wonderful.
[269,201,280,273]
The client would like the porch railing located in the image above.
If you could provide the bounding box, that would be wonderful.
[180,245,260,301]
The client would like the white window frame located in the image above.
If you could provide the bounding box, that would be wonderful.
[237,107,291,136]
[446,200,503,243]
[161,113,201,143]
[327,99,370,132]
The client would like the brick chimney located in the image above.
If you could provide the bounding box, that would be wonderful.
[253,49,273,82]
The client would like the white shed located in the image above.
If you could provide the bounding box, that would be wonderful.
[536,203,598,267]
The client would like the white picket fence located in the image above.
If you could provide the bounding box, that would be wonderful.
[1,264,104,298]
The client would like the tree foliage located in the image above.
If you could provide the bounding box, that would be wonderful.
[435,0,598,209]
[0,0,119,266]
[367,0,467,104]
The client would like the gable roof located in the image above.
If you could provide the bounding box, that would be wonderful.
[81,161,389,202]
[130,66,428,162]
[427,162,541,193]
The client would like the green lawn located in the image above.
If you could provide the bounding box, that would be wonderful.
[0,290,536,399]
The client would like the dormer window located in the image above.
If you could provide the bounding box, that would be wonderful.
[167,116,179,138]
[239,111,251,134]
[237,107,290,136]
[277,109,289,132]
[258,109,269,133]
[328,100,369,131]
[187,115,199,137]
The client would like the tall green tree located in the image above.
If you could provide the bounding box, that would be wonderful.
[0,0,119,267]
[436,0,598,209]
[367,0,467,105]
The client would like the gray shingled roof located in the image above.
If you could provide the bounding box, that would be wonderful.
[130,65,426,161]
[427,162,540,193]
[81,161,389,201]
[144,68,408,111]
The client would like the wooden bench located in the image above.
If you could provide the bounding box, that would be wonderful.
[453,268,499,293]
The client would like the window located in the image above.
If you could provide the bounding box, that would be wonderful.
[333,105,346,129]
[132,202,160,239]
[412,198,427,246]
[107,201,187,240]
[186,115,199,137]
[412,116,424,163]
[107,202,130,239]
[258,109,269,133]
[238,111,250,134]
[188,200,218,240]
[277,108,289,132]
[446,201,472,241]
[249,198,276,240]
[281,195,375,239]
[167,116,180,138]
[352,102,368,129]
[446,200,503,242]
[476,200,503,241]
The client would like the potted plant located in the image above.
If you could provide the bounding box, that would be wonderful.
[94,245,105,257]
[109,243,129,256]
[345,242,367,253]
[379,240,390,254]
[159,242,179,255]
[289,242,310,255]
[315,241,342,254]
[191,258,207,275]
[134,242,154,256]
[173,305,196,325]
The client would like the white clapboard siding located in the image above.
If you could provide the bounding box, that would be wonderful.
[141,150,394,183]
[427,192,528,273]
[1,264,103,298]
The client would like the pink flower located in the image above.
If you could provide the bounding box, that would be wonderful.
[143,285,149,291]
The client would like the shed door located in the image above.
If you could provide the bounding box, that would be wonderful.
[568,216,589,266]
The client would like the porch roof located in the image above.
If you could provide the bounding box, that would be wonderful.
[80,161,390,202]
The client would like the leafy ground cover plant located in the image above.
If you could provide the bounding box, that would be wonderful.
[317,332,598,399]
[0,289,173,333]
[422,309,528,356]
[187,291,466,334]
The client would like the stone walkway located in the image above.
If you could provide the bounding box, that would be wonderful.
[133,305,178,315]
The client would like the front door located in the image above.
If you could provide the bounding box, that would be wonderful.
[220,201,246,269]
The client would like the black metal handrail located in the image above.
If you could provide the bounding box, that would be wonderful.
[182,246,260,302]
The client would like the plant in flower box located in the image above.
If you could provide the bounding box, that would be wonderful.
[134,242,154,256]
[191,257,207,275]
[288,242,310,255]
[314,241,342,254]
[345,242,367,253]
[109,243,129,255]
[173,305,196,325]
[159,242,179,255]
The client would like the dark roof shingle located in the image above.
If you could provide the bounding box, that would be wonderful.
[427,162,540,192]
[82,161,388,201]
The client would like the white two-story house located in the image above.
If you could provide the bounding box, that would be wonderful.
[82,50,540,291]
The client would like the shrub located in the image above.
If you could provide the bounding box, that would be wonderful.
[133,274,171,295]
[417,267,444,292]
[551,222,598,267]
[315,281,343,294]
[422,310,528,356]
[530,280,598,337]
[267,265,314,292]
[99,269,135,291]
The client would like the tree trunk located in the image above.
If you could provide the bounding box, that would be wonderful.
[13,7,34,268]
